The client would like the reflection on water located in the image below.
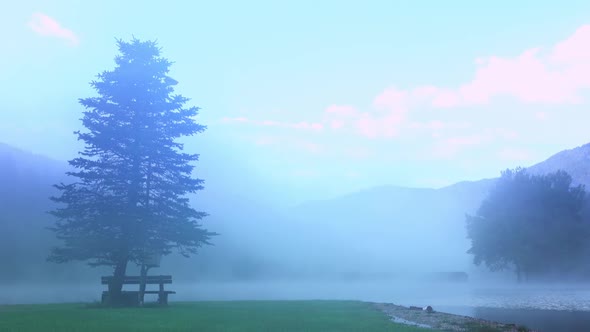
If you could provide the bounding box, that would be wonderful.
[466,286,590,311]
[437,306,590,332]
[474,307,590,332]
[1,281,590,331]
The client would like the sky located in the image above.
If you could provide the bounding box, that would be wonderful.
[3,0,590,203]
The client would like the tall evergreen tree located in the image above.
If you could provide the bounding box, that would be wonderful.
[49,38,214,299]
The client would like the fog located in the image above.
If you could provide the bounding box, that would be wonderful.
[4,134,590,332]
[0,140,511,283]
[0,140,586,286]
[4,4,590,331]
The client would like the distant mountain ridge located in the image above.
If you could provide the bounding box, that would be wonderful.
[289,142,590,277]
[526,142,590,188]
[307,142,590,209]
[0,143,66,213]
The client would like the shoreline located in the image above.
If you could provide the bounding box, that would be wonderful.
[371,302,534,332]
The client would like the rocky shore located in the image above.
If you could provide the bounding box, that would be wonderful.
[372,302,534,332]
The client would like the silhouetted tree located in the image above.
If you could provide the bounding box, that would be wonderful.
[466,168,589,282]
[49,38,215,301]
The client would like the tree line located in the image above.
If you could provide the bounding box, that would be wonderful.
[467,168,590,282]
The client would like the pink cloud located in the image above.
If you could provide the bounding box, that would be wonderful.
[323,103,406,138]
[321,90,410,139]
[365,25,590,110]
[432,25,590,107]
[458,48,582,104]
[373,87,408,110]
[431,89,460,108]
[28,12,79,46]
[323,86,471,138]
[551,25,590,64]
[356,111,405,139]
[224,24,590,152]
[314,23,590,146]
[327,87,473,139]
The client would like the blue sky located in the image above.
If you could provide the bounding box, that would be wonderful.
[3,1,590,203]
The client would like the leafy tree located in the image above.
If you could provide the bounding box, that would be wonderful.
[49,38,215,300]
[466,167,589,282]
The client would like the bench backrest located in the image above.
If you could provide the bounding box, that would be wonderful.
[101,275,172,285]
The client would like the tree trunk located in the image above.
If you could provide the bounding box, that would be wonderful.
[108,257,128,305]
[139,264,149,306]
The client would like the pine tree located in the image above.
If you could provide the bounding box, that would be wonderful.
[49,38,214,300]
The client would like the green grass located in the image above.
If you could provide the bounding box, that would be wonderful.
[0,300,438,332]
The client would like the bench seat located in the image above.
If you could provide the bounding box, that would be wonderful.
[101,275,175,306]
[101,276,172,285]
[143,290,176,294]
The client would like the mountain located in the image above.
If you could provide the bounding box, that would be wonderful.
[0,143,65,209]
[288,143,590,278]
[526,142,590,188]
[0,143,79,282]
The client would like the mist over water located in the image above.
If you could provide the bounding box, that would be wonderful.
[3,279,590,331]
[4,280,590,309]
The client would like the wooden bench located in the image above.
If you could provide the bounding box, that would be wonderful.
[101,275,176,306]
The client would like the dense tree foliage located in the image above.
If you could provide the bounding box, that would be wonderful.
[466,168,590,281]
[49,38,215,298]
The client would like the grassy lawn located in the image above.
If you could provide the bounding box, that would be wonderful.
[0,300,438,332]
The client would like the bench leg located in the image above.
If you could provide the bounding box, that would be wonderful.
[158,292,169,305]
